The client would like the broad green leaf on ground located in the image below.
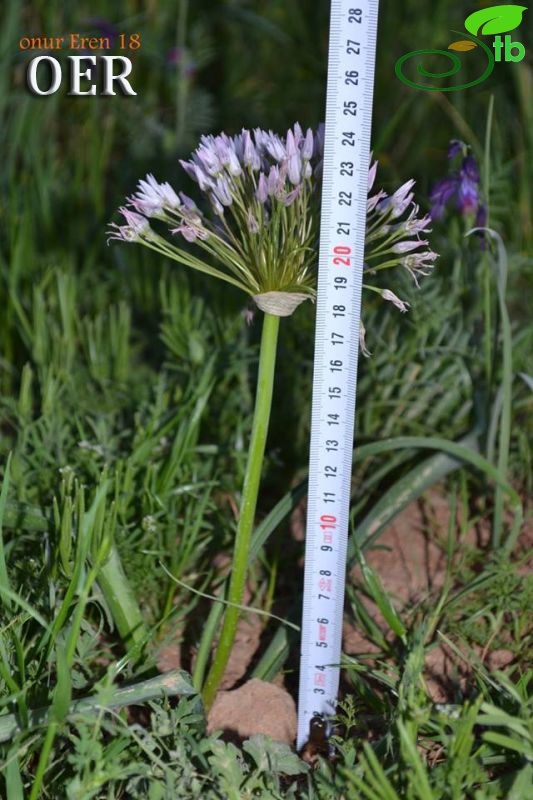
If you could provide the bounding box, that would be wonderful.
[243,736,308,776]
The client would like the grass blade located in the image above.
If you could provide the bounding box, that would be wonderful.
[0,454,13,607]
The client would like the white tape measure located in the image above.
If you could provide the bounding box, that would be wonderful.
[297,0,379,751]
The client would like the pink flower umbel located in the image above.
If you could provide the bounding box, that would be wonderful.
[109,125,437,319]
[109,125,326,313]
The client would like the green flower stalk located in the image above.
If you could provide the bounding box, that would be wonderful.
[109,124,437,708]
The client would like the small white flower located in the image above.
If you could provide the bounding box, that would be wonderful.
[368,160,378,192]
[196,139,223,176]
[243,130,260,170]
[392,239,429,253]
[402,251,439,284]
[171,223,209,242]
[403,204,432,235]
[260,130,286,162]
[247,210,260,234]
[286,129,301,185]
[133,173,181,216]
[367,189,386,213]
[107,207,151,243]
[390,178,415,207]
[381,289,410,313]
[301,128,314,160]
[359,320,371,356]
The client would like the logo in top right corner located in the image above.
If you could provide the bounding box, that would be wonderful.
[395,4,528,91]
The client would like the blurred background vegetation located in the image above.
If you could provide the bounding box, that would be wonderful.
[0,1,531,797]
[2,0,531,500]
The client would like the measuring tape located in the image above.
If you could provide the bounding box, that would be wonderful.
[297,0,379,751]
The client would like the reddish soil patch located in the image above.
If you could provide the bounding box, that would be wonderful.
[344,488,529,703]
[156,488,531,743]
[207,678,297,745]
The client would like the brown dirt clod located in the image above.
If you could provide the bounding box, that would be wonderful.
[207,678,297,745]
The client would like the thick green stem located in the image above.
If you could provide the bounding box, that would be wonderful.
[202,312,280,709]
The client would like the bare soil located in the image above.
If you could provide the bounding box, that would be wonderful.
[156,488,531,745]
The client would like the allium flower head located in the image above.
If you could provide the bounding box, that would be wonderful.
[109,124,437,318]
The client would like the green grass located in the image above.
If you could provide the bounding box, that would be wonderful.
[1,0,531,796]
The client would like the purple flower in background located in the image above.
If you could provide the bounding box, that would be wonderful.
[456,155,480,215]
[86,18,119,46]
[475,203,487,228]
[167,47,197,76]
[456,178,479,215]
[78,19,119,80]
[447,139,463,160]
[474,203,488,250]
[461,155,480,183]
[429,177,460,220]
[430,141,484,225]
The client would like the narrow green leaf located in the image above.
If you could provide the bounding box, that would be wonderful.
[0,454,13,605]
[360,742,399,800]
[5,749,24,800]
[341,765,384,800]
[357,551,406,640]
[483,731,533,758]
[0,585,49,630]
[249,480,307,562]
[51,644,71,723]
[508,765,533,800]
[397,719,434,799]
[351,432,520,555]
[251,625,291,681]
[518,372,533,391]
